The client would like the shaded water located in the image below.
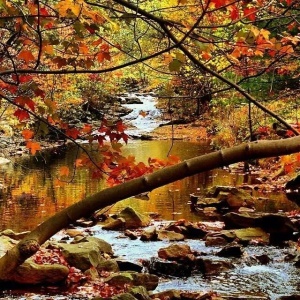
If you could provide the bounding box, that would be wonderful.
[0,140,297,232]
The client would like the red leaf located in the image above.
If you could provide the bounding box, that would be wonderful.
[244,7,257,21]
[66,127,80,139]
[14,109,30,121]
[15,96,35,111]
[230,5,239,20]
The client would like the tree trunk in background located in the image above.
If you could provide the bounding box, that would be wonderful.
[1,136,300,280]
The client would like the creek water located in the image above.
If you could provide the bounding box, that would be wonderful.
[0,94,299,299]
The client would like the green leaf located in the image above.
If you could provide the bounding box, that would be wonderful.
[169,59,182,72]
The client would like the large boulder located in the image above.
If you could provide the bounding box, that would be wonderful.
[118,207,151,229]
[51,237,113,271]
[224,212,298,243]
[157,230,185,241]
[8,259,69,284]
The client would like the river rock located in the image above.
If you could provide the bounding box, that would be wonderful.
[102,217,126,230]
[222,294,270,299]
[0,235,18,256]
[125,230,138,240]
[206,186,254,209]
[277,296,300,300]
[129,286,151,300]
[152,289,181,300]
[197,258,234,275]
[118,207,151,229]
[164,220,207,238]
[51,237,113,271]
[207,227,269,244]
[116,259,143,272]
[217,243,243,258]
[148,257,192,277]
[104,271,159,290]
[97,258,120,272]
[205,236,228,246]
[1,229,30,240]
[140,226,157,241]
[8,259,69,284]
[180,291,214,300]
[158,244,195,262]
[157,230,185,241]
[224,212,298,243]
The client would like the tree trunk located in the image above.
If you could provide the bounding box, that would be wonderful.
[1,136,300,280]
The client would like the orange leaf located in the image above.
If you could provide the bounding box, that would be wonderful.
[59,166,70,177]
[18,50,35,63]
[75,159,83,167]
[139,110,148,118]
[22,129,34,140]
[26,141,41,155]
[82,124,92,134]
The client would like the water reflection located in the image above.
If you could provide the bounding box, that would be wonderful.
[0,140,298,231]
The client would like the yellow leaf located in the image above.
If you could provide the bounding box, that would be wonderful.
[42,44,54,55]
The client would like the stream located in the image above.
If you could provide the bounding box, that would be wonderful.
[0,93,300,299]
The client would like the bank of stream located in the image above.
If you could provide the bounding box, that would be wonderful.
[0,93,300,299]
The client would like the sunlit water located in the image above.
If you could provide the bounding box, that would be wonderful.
[121,93,164,135]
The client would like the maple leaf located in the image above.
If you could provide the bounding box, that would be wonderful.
[66,127,80,139]
[75,159,84,167]
[243,7,257,21]
[22,129,34,140]
[18,50,35,64]
[82,124,92,134]
[59,166,70,177]
[14,109,30,121]
[15,96,35,111]
[26,141,41,155]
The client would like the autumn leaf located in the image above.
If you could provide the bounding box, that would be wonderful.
[22,129,34,140]
[66,127,80,139]
[82,124,92,134]
[59,166,70,177]
[243,7,257,21]
[139,110,148,118]
[169,59,182,72]
[14,109,30,121]
[17,50,35,63]
[75,159,84,167]
[26,141,41,155]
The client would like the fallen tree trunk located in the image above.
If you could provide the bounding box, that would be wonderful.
[1,136,300,280]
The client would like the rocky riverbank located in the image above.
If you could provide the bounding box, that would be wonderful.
[1,187,300,300]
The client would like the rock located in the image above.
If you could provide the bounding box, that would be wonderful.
[105,272,159,291]
[206,186,254,209]
[0,235,18,256]
[157,230,185,241]
[51,237,113,271]
[125,230,138,240]
[197,258,234,275]
[0,229,30,240]
[8,259,69,284]
[118,207,151,229]
[97,259,120,272]
[102,218,126,230]
[158,244,195,262]
[205,236,228,246]
[221,294,270,299]
[152,289,181,300]
[255,254,271,265]
[148,257,192,277]
[0,157,11,165]
[129,286,151,300]
[218,227,270,244]
[65,229,85,238]
[277,296,300,300]
[116,260,143,272]
[75,218,95,227]
[165,221,207,238]
[140,227,157,241]
[180,291,214,300]
[224,212,298,243]
[217,243,243,258]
